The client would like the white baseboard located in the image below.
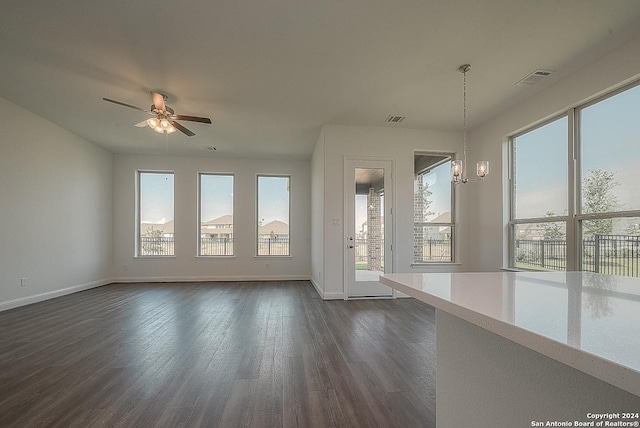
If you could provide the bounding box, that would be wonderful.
[310,277,324,298]
[111,274,311,283]
[322,291,345,300]
[309,277,345,300]
[0,278,111,312]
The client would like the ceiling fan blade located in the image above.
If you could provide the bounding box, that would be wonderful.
[171,121,195,137]
[134,121,148,127]
[151,91,166,112]
[172,115,212,124]
[103,97,149,113]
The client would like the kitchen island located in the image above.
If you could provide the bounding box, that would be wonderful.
[380,272,640,427]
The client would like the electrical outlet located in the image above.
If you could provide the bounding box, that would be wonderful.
[20,278,27,287]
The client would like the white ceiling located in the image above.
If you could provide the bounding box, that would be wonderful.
[2,1,640,160]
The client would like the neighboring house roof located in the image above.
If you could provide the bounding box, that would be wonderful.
[141,219,174,235]
[203,214,233,226]
[431,212,451,223]
[259,220,289,235]
[201,227,233,236]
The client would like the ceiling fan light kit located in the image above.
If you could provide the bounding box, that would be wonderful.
[102,91,211,137]
[147,117,176,134]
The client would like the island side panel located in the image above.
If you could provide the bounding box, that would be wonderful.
[436,310,640,428]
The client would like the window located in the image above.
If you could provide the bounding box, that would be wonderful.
[414,153,454,263]
[578,83,640,275]
[511,116,568,271]
[509,80,640,276]
[137,171,174,256]
[257,175,290,256]
[199,174,234,256]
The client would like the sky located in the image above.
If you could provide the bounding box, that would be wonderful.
[201,174,233,222]
[139,172,174,224]
[257,176,290,225]
[140,173,290,226]
[515,83,640,220]
[355,194,384,233]
[419,161,451,222]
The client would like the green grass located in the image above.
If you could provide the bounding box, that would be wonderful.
[515,258,640,277]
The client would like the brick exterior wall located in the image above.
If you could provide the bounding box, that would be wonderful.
[367,187,382,271]
[414,176,425,262]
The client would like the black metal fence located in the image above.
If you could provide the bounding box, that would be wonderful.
[257,237,290,256]
[140,236,290,256]
[355,239,367,263]
[418,239,452,262]
[515,239,567,271]
[140,236,175,256]
[515,234,640,277]
[201,237,234,256]
[354,238,385,269]
[582,234,640,277]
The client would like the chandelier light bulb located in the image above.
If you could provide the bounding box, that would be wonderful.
[161,119,170,129]
[477,161,489,178]
[153,126,164,134]
[166,125,176,134]
[452,160,462,177]
[147,118,159,128]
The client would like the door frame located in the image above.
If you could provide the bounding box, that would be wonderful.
[343,156,396,300]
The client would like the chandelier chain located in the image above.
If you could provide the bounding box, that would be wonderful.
[462,68,467,159]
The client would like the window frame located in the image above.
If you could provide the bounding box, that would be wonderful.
[412,152,456,264]
[508,113,571,270]
[574,79,640,271]
[508,78,640,272]
[197,172,235,258]
[255,174,292,258]
[135,170,175,258]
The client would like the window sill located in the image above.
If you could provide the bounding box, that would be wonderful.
[196,255,236,259]
[411,262,462,267]
[254,255,293,259]
[134,256,176,260]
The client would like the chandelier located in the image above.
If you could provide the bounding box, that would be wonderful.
[451,64,489,184]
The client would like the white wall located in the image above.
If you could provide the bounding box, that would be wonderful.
[466,34,640,271]
[320,125,463,299]
[310,128,325,295]
[112,154,311,281]
[0,97,113,310]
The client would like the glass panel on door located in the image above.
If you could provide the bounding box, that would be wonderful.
[349,166,392,297]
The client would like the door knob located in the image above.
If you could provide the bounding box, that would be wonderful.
[348,245,354,249]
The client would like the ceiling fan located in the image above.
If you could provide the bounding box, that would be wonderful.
[102,91,211,137]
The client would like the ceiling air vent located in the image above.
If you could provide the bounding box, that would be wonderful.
[516,69,554,86]
[385,115,405,123]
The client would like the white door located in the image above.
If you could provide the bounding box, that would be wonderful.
[345,159,393,298]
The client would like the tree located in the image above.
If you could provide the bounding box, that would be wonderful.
[415,175,435,222]
[582,169,619,237]
[142,227,164,255]
[541,210,565,240]
[627,222,640,236]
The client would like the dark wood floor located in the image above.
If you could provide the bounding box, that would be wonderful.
[0,281,436,427]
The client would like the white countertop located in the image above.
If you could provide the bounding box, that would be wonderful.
[380,271,640,397]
